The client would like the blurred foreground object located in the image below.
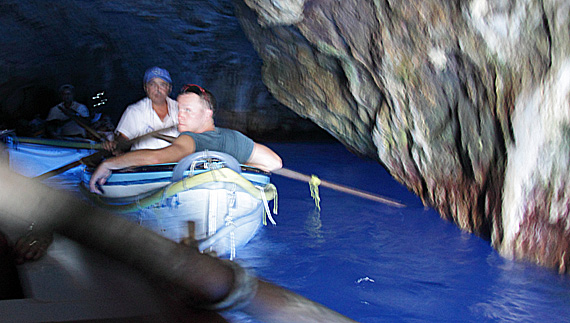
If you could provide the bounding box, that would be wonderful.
[0,161,355,322]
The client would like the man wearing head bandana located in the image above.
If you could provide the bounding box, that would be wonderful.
[106,66,179,152]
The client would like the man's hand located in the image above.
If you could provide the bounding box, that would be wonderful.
[102,134,132,156]
[101,140,121,156]
[89,162,113,194]
[14,232,53,265]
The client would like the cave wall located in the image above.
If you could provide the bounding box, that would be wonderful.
[234,0,570,272]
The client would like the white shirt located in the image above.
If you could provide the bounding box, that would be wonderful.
[115,97,179,150]
[46,101,90,137]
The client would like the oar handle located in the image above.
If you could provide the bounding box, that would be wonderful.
[109,129,177,152]
[152,133,176,143]
[58,106,105,141]
[273,168,405,207]
[33,151,106,180]
[34,160,83,181]
[33,126,177,180]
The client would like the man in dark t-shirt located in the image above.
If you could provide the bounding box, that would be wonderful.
[180,128,253,164]
[89,84,282,194]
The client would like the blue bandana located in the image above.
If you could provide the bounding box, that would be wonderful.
[144,66,172,84]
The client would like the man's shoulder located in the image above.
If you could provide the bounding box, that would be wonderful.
[72,102,89,112]
[216,127,234,134]
[47,103,63,118]
[48,103,62,112]
[217,127,249,138]
[72,101,87,108]
[166,97,178,111]
[125,97,151,112]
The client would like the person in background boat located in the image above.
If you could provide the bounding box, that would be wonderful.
[46,84,90,138]
[102,66,179,153]
[89,84,282,194]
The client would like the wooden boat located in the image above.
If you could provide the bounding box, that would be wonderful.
[79,151,278,258]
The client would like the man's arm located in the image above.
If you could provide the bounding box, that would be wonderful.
[101,132,132,155]
[89,135,196,194]
[246,143,282,172]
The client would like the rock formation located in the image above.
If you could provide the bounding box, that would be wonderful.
[234,0,570,272]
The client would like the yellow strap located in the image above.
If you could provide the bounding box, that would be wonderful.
[309,174,321,211]
[82,168,277,213]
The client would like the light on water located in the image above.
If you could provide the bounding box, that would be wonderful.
[7,141,570,322]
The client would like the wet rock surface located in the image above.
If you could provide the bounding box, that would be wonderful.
[235,0,570,272]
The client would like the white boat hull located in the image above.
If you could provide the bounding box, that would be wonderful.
[81,161,277,258]
[124,183,265,256]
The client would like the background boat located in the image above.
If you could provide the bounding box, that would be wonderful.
[2,134,98,178]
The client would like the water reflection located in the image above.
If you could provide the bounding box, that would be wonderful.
[470,253,570,322]
[304,208,323,241]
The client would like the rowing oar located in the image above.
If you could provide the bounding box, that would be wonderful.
[55,109,176,153]
[33,126,177,180]
[60,108,175,148]
[272,168,405,207]
[138,134,404,207]
[0,164,356,323]
[50,126,402,207]
[152,133,177,143]
[9,137,103,150]
[34,151,104,181]
[57,106,106,141]
[29,107,109,180]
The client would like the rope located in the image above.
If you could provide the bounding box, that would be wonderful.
[197,209,260,252]
[257,185,276,226]
[269,184,278,215]
[227,184,237,260]
[309,174,321,211]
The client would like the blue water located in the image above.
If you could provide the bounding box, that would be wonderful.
[224,142,570,322]
[10,141,570,322]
